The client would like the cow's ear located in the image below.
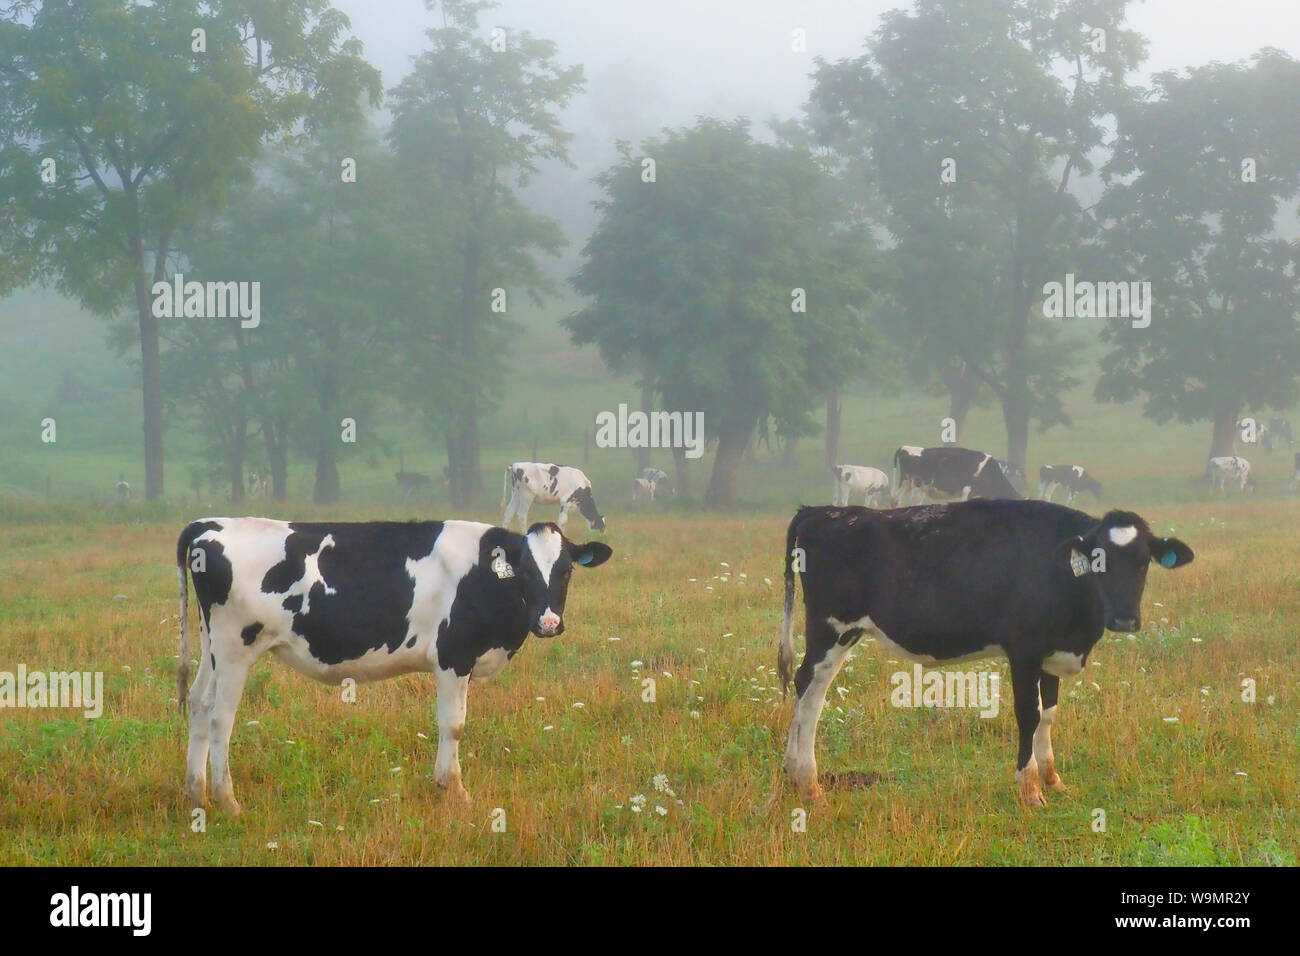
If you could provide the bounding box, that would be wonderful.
[1057,535,1091,578]
[568,541,613,568]
[1149,537,1194,569]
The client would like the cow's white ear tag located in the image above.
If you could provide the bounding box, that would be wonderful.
[1069,549,1090,577]
[490,547,514,579]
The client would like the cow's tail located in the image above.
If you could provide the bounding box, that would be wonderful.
[778,512,801,697]
[175,522,205,718]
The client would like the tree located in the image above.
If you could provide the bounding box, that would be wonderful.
[567,119,874,507]
[808,0,1146,470]
[1093,51,1300,459]
[0,0,380,497]
[386,0,583,508]
[177,129,402,504]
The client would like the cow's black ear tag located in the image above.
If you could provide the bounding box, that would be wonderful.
[490,547,515,579]
[1069,549,1090,577]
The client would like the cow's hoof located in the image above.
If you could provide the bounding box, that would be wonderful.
[1016,770,1047,808]
[217,796,243,816]
[185,786,206,809]
[441,782,472,804]
[1042,767,1067,793]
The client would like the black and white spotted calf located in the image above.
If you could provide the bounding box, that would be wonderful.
[176,517,612,813]
[892,445,1022,505]
[502,462,605,533]
[777,500,1193,807]
[1038,464,1103,504]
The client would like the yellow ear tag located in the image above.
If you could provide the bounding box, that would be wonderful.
[1070,549,1089,577]
[491,547,514,579]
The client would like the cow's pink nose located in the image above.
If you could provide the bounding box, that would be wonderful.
[539,611,561,635]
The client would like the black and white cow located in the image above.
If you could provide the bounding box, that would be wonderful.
[1038,464,1103,504]
[831,464,891,507]
[637,467,673,496]
[502,462,605,533]
[632,477,657,502]
[777,500,1193,807]
[891,445,1022,505]
[1207,456,1253,496]
[176,517,612,813]
[116,474,131,501]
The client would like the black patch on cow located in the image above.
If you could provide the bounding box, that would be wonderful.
[569,485,602,524]
[434,527,534,676]
[188,538,232,634]
[406,635,417,649]
[210,653,216,670]
[837,626,866,647]
[262,521,445,666]
[241,622,263,645]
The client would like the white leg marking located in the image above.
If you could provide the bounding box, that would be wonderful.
[435,668,471,802]
[785,638,851,798]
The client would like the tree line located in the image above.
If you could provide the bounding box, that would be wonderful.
[3,0,1299,509]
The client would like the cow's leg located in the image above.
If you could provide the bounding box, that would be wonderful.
[184,625,216,808]
[434,667,471,802]
[1036,673,1066,792]
[502,491,517,529]
[784,617,854,800]
[1010,656,1046,807]
[206,641,254,815]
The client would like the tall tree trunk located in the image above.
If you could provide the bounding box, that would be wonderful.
[1210,405,1240,460]
[229,400,247,503]
[132,265,165,500]
[671,444,692,500]
[1002,393,1030,477]
[268,416,288,500]
[313,366,341,505]
[636,381,653,471]
[824,389,842,468]
[947,362,979,440]
[705,418,752,509]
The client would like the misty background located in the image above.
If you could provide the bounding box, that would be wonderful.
[3,0,1299,514]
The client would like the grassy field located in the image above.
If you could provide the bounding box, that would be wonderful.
[2,289,1298,864]
[0,498,1296,866]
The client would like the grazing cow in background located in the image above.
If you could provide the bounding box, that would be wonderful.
[1290,453,1300,492]
[176,517,612,813]
[395,470,431,496]
[116,474,131,501]
[637,467,673,496]
[892,446,1022,505]
[778,500,1193,806]
[248,473,269,498]
[1208,456,1253,496]
[632,477,657,503]
[502,462,606,533]
[1038,464,1103,504]
[831,464,891,507]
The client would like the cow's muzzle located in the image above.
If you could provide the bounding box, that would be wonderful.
[1106,616,1139,632]
[534,611,564,638]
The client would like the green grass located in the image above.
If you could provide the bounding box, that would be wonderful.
[1,287,1297,865]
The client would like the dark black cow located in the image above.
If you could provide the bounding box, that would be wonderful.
[176,517,612,813]
[1038,464,1103,504]
[777,500,1193,806]
[892,445,1022,505]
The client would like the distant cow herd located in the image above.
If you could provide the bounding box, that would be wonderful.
[170,436,1221,816]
